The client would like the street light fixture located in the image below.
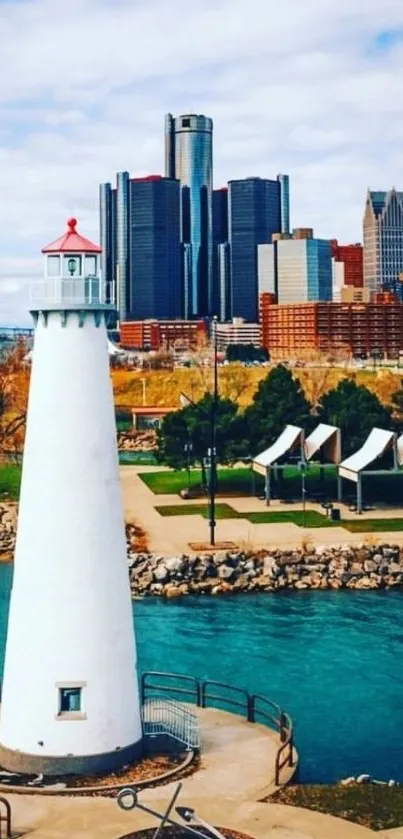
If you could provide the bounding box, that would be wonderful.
[208,316,218,546]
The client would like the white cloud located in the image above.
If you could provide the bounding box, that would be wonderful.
[1,0,403,319]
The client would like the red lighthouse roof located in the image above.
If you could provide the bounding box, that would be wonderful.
[42,218,102,254]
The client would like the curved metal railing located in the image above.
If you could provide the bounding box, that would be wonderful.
[141,671,295,786]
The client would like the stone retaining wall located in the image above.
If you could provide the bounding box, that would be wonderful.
[1,503,403,597]
[128,545,403,598]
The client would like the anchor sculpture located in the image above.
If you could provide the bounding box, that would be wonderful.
[117,782,226,839]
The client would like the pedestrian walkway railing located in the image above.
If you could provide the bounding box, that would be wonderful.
[142,697,200,750]
[141,671,294,786]
[0,796,11,838]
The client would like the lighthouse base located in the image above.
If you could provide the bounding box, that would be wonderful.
[0,737,143,777]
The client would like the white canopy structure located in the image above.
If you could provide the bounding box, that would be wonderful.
[339,428,399,512]
[339,429,395,483]
[304,423,341,464]
[253,425,304,476]
[252,425,304,505]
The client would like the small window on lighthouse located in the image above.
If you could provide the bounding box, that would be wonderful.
[47,255,60,277]
[85,255,97,276]
[59,687,82,714]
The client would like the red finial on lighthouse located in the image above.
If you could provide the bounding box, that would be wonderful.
[67,218,77,233]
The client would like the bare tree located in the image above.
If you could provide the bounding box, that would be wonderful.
[0,339,30,459]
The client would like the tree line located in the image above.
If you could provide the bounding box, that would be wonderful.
[157,364,403,470]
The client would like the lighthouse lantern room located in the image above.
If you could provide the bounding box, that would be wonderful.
[0,219,143,775]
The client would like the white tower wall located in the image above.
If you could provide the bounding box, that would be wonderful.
[0,310,142,774]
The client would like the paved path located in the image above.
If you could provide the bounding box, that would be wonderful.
[5,793,379,839]
[120,466,403,554]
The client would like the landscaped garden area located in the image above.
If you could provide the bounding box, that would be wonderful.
[140,464,403,507]
[154,500,403,532]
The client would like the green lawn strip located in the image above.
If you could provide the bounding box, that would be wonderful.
[270,784,403,832]
[245,510,338,527]
[140,465,403,504]
[155,503,240,519]
[0,464,21,500]
[344,518,403,532]
[140,467,257,495]
[119,452,158,465]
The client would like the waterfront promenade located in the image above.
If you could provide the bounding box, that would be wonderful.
[3,792,382,839]
[120,466,403,555]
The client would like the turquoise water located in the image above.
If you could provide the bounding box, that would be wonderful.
[0,563,402,783]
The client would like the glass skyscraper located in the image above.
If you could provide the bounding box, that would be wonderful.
[99,173,181,321]
[212,188,228,318]
[277,173,290,235]
[258,235,333,304]
[165,113,213,318]
[116,171,130,320]
[99,181,116,303]
[228,177,282,322]
[129,176,181,320]
[364,189,403,300]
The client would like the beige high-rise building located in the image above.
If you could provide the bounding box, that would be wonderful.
[363,189,403,297]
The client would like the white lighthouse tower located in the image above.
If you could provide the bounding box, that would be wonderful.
[0,219,143,775]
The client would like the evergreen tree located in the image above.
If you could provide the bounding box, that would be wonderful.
[244,364,312,454]
[157,393,246,470]
[318,378,393,456]
[391,379,403,431]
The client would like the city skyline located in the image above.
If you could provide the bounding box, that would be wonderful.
[1,0,403,323]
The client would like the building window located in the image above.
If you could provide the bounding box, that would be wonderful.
[182,117,191,127]
[85,255,97,276]
[47,255,60,277]
[59,687,82,714]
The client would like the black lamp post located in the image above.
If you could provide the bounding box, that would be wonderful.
[208,316,218,546]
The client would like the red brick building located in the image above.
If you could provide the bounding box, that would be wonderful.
[259,298,403,359]
[120,319,208,351]
[331,240,364,288]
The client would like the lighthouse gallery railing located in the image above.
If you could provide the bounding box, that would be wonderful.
[29,277,115,307]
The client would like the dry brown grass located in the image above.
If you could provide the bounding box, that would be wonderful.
[111,365,402,410]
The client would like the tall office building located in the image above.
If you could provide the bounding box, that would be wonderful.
[129,176,181,320]
[364,189,403,300]
[213,188,228,318]
[99,173,181,321]
[99,182,116,291]
[228,177,282,321]
[258,231,333,305]
[164,113,213,318]
[277,174,290,235]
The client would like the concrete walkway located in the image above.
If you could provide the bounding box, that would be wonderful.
[5,793,379,839]
[120,466,403,554]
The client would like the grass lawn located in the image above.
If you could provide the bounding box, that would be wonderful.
[344,518,403,532]
[119,452,158,465]
[270,784,403,831]
[155,503,240,519]
[0,463,21,500]
[140,467,258,496]
[140,465,403,507]
[154,502,403,533]
[245,510,337,527]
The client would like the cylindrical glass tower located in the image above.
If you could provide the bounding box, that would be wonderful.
[165,113,213,318]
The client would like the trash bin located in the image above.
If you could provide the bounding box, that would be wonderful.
[331,508,341,522]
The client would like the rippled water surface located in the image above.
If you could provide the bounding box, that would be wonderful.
[0,564,402,782]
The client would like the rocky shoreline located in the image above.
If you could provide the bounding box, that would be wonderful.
[1,504,403,597]
[128,544,403,598]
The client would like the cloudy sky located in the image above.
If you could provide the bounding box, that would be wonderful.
[0,0,403,324]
